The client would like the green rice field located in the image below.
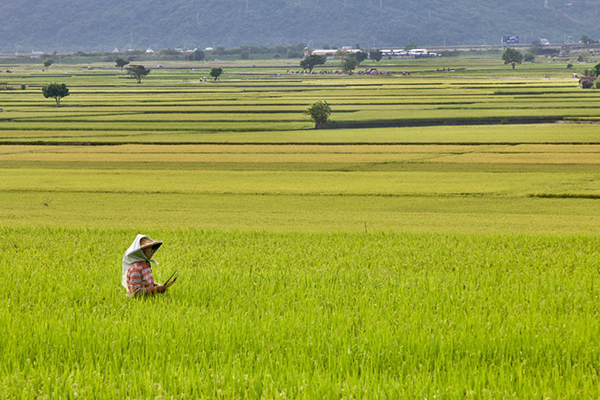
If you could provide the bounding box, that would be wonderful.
[1,55,600,398]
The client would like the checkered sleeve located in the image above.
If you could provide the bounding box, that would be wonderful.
[141,265,156,294]
[127,264,143,296]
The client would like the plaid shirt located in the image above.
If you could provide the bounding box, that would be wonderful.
[126,261,157,297]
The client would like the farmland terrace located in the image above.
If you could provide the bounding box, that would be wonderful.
[1,56,600,398]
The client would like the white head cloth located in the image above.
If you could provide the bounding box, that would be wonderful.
[122,234,160,289]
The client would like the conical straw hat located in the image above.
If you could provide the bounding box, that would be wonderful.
[140,237,163,251]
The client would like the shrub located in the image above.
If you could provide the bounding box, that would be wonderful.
[523,52,535,63]
[304,101,332,127]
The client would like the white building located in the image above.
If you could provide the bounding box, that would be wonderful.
[311,48,362,60]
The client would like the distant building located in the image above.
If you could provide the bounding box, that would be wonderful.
[311,49,361,60]
[146,48,155,54]
[380,48,440,59]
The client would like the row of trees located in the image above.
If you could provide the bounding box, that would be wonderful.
[299,50,375,73]
[41,64,224,107]
[502,48,536,69]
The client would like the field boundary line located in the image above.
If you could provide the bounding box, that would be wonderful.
[3,141,600,147]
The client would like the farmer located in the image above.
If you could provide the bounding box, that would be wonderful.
[122,235,166,297]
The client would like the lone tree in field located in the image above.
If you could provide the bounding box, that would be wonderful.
[42,83,69,107]
[340,55,359,73]
[369,49,382,62]
[210,67,223,81]
[502,48,523,70]
[304,101,332,127]
[300,54,327,72]
[127,65,150,83]
[43,59,54,70]
[355,51,368,65]
[115,58,129,70]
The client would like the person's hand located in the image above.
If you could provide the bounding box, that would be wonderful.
[155,284,166,293]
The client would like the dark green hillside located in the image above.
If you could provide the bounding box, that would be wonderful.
[0,0,599,52]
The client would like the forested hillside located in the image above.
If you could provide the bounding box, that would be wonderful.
[1,0,599,52]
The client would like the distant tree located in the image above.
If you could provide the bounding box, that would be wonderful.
[591,62,600,77]
[355,43,360,49]
[304,101,332,127]
[580,35,594,44]
[285,49,303,58]
[502,48,523,69]
[578,51,593,63]
[189,49,205,61]
[300,54,327,72]
[523,51,535,63]
[115,58,129,70]
[322,44,331,50]
[340,55,359,73]
[42,83,69,107]
[369,49,382,62]
[240,51,250,60]
[582,67,594,77]
[43,59,54,70]
[210,67,223,80]
[127,65,151,83]
[355,51,368,65]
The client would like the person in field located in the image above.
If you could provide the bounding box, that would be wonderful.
[122,235,166,297]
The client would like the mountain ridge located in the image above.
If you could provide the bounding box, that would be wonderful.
[1,0,599,52]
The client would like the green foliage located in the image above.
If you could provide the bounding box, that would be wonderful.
[567,63,573,69]
[369,49,382,62]
[126,65,150,83]
[115,57,129,70]
[41,82,69,107]
[340,55,359,73]
[580,35,595,44]
[304,101,331,126]
[189,49,205,61]
[158,48,181,56]
[502,48,523,69]
[355,51,368,65]
[591,62,600,77]
[240,51,249,60]
[299,54,326,72]
[43,59,54,69]
[210,67,223,80]
[523,51,535,63]
[577,52,592,62]
[582,67,594,77]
